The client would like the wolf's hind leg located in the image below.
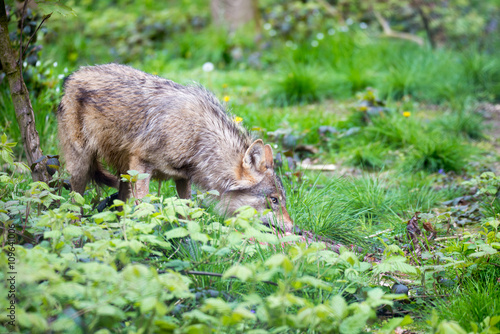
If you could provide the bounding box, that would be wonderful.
[65,150,92,196]
[175,178,192,199]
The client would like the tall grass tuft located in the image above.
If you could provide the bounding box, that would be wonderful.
[284,175,369,246]
[402,134,470,173]
[267,61,341,106]
[433,271,500,332]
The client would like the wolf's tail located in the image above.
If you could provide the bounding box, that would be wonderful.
[90,161,120,189]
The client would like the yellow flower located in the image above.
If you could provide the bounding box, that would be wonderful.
[359,105,368,112]
[403,111,411,117]
[223,95,230,102]
[234,116,243,124]
[222,83,228,88]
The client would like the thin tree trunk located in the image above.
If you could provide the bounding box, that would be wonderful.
[0,0,50,183]
[414,4,435,49]
[211,0,258,32]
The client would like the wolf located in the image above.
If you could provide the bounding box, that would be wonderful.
[57,64,297,235]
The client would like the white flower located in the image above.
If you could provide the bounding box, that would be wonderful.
[23,61,27,67]
[202,62,214,72]
[58,74,64,79]
[340,26,348,32]
[285,41,294,48]
[64,67,68,73]
[35,60,41,67]
[328,28,336,35]
[263,23,272,30]
[316,33,324,40]
[53,61,58,67]
[56,87,60,93]
[360,22,368,29]
[346,18,353,25]
[311,40,319,47]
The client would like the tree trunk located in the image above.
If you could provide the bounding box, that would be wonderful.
[211,0,259,32]
[0,0,50,183]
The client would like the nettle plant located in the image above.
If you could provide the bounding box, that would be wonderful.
[0,137,409,333]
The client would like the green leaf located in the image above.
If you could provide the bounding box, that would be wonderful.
[62,226,83,238]
[163,260,191,271]
[138,173,150,180]
[140,296,157,314]
[340,312,370,334]
[223,265,253,281]
[123,240,144,253]
[235,206,257,219]
[379,315,413,334]
[330,295,348,320]
[165,227,189,240]
[264,254,293,273]
[201,298,232,313]
[96,304,126,319]
[295,276,332,291]
[71,192,85,206]
[436,320,467,334]
[44,230,62,239]
[35,1,76,16]
[490,315,500,327]
[92,211,117,223]
[187,221,201,233]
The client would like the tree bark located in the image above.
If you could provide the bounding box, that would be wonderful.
[211,0,259,32]
[0,0,50,183]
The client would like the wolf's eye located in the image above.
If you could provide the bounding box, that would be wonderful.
[270,197,278,204]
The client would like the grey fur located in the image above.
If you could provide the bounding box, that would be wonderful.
[58,64,295,234]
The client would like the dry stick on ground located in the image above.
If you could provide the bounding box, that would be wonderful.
[0,0,50,183]
[373,11,424,46]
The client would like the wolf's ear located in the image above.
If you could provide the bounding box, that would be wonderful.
[264,144,274,169]
[230,140,273,192]
[242,139,268,173]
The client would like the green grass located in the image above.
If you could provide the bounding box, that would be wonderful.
[432,270,500,332]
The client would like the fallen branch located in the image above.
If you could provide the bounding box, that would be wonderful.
[367,228,393,239]
[373,11,424,46]
[298,162,336,171]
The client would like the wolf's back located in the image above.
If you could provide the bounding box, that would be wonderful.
[57,64,251,191]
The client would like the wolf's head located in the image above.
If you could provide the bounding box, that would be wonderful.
[218,139,297,236]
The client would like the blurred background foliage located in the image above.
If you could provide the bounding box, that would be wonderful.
[1,0,499,173]
[2,0,499,99]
